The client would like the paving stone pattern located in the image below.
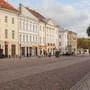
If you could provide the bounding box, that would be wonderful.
[0,55,90,90]
[71,73,90,90]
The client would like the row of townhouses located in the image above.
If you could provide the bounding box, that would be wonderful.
[59,27,77,54]
[0,0,77,57]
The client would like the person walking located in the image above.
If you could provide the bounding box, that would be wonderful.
[30,53,31,57]
[27,53,28,58]
[44,52,45,57]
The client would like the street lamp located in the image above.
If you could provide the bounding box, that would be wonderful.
[19,44,21,59]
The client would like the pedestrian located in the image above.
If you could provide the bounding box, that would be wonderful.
[27,53,28,58]
[30,53,31,57]
[46,52,47,57]
[44,52,45,57]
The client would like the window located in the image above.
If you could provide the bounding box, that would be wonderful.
[12,30,15,39]
[23,35,25,42]
[23,22,25,29]
[43,37,45,44]
[12,18,14,24]
[5,16,8,23]
[56,30,57,34]
[43,27,44,31]
[30,24,31,31]
[33,25,34,31]
[56,39,57,45]
[59,42,61,46]
[59,35,61,38]
[33,36,34,42]
[40,26,41,31]
[20,21,21,29]
[36,25,37,32]
[30,36,31,42]
[20,35,21,41]
[26,23,28,30]
[36,37,37,42]
[5,29,8,38]
[40,37,41,44]
[26,35,28,42]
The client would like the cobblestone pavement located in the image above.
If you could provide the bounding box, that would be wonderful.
[70,72,90,90]
[0,55,90,90]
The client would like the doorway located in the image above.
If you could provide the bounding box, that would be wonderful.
[5,45,8,57]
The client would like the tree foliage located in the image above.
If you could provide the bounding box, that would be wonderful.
[77,38,90,52]
[87,26,90,37]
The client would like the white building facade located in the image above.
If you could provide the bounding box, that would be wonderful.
[19,4,39,56]
[44,19,59,55]
[19,4,59,56]
[59,27,68,54]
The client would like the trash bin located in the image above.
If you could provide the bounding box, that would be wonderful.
[55,51,60,58]
[9,55,11,58]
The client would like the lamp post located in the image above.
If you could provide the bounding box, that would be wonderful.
[19,44,21,59]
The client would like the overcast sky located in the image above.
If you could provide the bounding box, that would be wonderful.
[7,0,90,38]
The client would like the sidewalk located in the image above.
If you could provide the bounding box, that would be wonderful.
[70,72,90,90]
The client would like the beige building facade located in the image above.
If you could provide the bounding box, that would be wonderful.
[0,0,19,57]
[67,31,77,54]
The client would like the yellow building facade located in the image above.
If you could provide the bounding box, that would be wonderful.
[67,31,77,54]
[0,0,19,57]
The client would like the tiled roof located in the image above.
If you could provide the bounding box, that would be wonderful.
[26,7,45,20]
[0,0,18,12]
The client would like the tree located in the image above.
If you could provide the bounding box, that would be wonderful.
[87,26,90,37]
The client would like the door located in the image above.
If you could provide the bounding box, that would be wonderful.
[5,45,8,57]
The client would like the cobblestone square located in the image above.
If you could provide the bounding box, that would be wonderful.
[0,55,90,90]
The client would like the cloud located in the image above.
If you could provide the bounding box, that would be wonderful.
[35,0,90,38]
[8,0,90,38]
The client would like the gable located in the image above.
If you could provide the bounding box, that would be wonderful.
[48,19,56,26]
[19,4,38,20]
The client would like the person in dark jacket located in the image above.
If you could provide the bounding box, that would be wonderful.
[27,53,28,58]
[30,53,31,57]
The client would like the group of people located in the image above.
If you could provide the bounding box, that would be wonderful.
[26,53,31,58]
[42,52,51,57]
[26,51,52,58]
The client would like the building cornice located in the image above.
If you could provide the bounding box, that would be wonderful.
[0,7,19,15]
[19,14,39,22]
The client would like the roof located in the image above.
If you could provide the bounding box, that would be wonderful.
[43,18,51,23]
[59,27,67,32]
[0,0,18,12]
[26,7,45,20]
